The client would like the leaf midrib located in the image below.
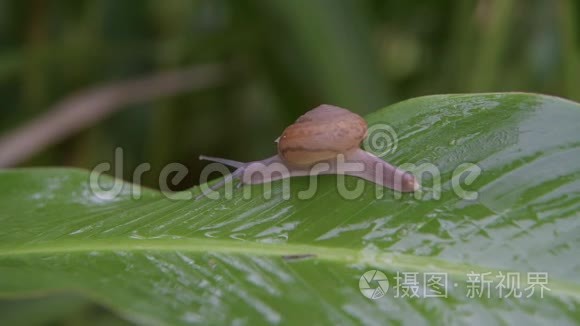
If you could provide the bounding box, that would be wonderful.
[0,238,578,300]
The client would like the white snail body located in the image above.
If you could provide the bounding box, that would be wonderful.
[200,104,419,195]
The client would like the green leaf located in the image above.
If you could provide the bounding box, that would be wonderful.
[1,93,580,324]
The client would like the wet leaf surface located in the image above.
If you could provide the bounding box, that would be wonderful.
[1,93,579,325]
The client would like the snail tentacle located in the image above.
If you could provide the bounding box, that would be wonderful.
[199,155,245,169]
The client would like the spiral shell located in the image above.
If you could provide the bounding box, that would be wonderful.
[277,104,368,166]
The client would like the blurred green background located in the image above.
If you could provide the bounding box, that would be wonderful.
[0,0,578,191]
[0,1,579,324]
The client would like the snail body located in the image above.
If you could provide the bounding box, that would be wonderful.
[200,104,419,195]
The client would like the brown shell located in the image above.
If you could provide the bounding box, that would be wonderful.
[277,104,368,166]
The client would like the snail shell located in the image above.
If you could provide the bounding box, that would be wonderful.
[277,104,368,166]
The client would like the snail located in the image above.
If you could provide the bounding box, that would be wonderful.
[199,104,419,196]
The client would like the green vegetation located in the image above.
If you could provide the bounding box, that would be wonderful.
[1,94,579,324]
[1,1,580,324]
[1,1,579,186]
